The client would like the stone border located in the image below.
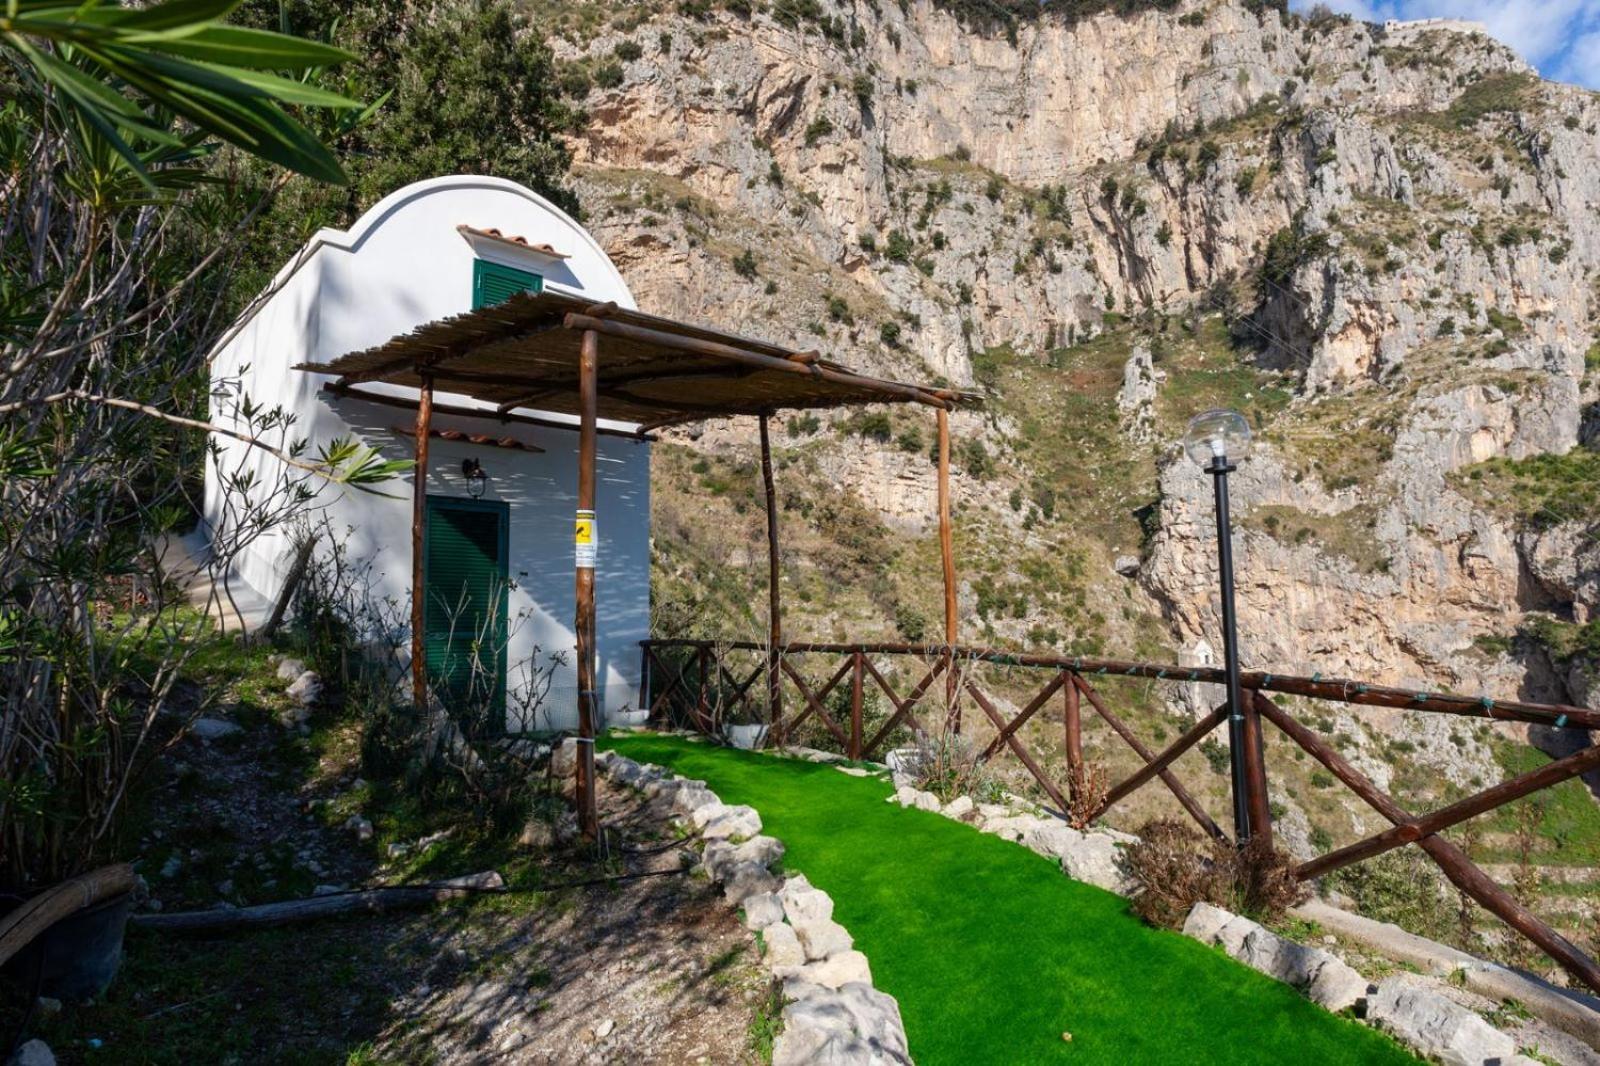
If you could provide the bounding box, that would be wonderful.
[884,781,1136,896]
[1184,902,1545,1065]
[592,748,913,1065]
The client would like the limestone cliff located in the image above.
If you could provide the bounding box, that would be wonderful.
[554,0,1599,781]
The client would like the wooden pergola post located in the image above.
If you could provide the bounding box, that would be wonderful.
[574,330,600,841]
[410,371,435,713]
[937,408,959,733]
[759,413,783,746]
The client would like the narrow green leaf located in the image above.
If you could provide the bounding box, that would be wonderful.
[128,25,353,70]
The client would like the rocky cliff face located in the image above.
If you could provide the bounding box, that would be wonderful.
[552,0,1600,727]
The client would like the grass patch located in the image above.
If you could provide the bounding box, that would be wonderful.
[1453,447,1600,531]
[603,736,1414,1065]
[1243,503,1391,574]
[1480,742,1600,867]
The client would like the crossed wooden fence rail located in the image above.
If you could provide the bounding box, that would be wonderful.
[640,637,1600,997]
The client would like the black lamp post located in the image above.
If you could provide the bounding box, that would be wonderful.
[1183,408,1254,843]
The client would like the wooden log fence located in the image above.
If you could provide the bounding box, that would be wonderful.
[641,637,1600,996]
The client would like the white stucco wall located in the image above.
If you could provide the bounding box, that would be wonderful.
[205,176,649,731]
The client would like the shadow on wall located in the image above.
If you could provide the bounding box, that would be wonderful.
[328,391,651,726]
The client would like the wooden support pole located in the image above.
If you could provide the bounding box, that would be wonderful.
[410,372,434,714]
[937,408,958,733]
[760,414,783,745]
[850,651,864,760]
[1241,687,1273,851]
[697,645,710,727]
[1065,673,1083,803]
[562,312,955,410]
[574,331,599,842]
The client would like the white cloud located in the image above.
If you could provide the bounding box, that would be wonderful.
[1552,27,1600,85]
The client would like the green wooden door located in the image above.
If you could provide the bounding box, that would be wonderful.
[472,259,542,309]
[424,496,509,733]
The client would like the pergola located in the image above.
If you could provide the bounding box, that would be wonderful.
[299,290,971,837]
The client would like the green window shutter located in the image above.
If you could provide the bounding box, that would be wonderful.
[472,259,543,309]
[423,498,509,733]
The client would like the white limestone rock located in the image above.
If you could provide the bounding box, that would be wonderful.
[799,949,874,989]
[671,783,719,816]
[9,1039,55,1066]
[1184,903,1370,1013]
[761,921,807,971]
[1021,820,1084,861]
[701,804,762,840]
[888,785,940,812]
[794,916,854,962]
[742,892,785,930]
[1365,978,1516,1066]
[773,980,912,1066]
[285,670,322,706]
[189,717,241,740]
[782,881,834,926]
[941,795,975,821]
[1058,834,1132,896]
[722,861,781,905]
[688,801,730,829]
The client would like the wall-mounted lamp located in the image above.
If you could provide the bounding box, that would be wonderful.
[461,457,487,498]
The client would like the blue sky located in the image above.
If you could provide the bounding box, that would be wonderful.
[1288,0,1600,88]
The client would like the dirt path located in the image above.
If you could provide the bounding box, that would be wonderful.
[381,782,770,1064]
[11,681,768,1064]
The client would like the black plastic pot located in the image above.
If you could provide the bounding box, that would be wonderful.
[4,892,133,1003]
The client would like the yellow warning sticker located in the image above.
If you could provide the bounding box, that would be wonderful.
[575,509,596,568]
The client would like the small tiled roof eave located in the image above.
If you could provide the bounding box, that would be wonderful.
[457,224,570,261]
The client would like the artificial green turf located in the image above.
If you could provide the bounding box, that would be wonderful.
[602,734,1417,1066]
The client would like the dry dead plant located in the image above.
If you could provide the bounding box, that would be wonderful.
[1125,818,1308,930]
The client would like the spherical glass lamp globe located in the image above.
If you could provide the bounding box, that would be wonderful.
[1182,408,1252,466]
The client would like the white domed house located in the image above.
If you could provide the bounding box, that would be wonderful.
[205,175,650,735]
[206,174,959,833]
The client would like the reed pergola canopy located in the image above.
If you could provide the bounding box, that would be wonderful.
[296,290,965,430]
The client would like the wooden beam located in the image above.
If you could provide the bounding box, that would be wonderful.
[967,681,1069,812]
[574,331,599,842]
[1256,692,1600,997]
[937,408,958,732]
[563,312,952,409]
[760,414,784,740]
[410,372,434,714]
[0,864,135,969]
[1297,741,1600,881]
[323,383,647,440]
[1065,675,1083,803]
[1092,705,1229,819]
[1076,675,1225,841]
[495,365,764,415]
[637,638,1600,732]
[978,670,1068,760]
